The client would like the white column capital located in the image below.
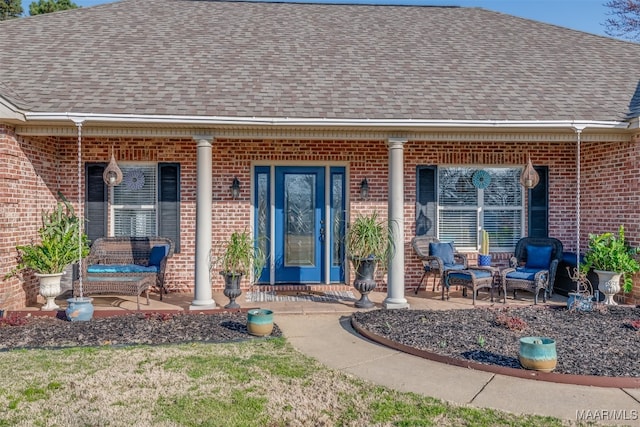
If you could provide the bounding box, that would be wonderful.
[192,133,215,144]
[387,137,408,148]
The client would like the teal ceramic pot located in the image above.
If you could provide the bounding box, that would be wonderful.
[478,254,492,267]
[247,308,274,336]
[66,297,94,322]
[519,336,557,372]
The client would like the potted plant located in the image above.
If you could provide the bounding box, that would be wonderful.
[212,230,265,309]
[345,211,393,308]
[5,196,90,311]
[580,225,640,305]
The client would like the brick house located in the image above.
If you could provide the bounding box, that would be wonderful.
[1,0,639,310]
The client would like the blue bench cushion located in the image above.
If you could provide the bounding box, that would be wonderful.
[429,242,455,265]
[449,269,492,280]
[148,245,169,267]
[525,244,553,269]
[506,267,542,281]
[87,264,159,274]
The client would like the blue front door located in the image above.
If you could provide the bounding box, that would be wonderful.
[254,166,345,284]
[275,166,324,282]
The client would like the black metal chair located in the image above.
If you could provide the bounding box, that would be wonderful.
[412,235,468,293]
[500,237,563,304]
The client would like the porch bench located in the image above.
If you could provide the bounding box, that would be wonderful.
[79,237,174,300]
[73,275,154,310]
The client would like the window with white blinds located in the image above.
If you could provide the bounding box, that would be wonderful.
[112,165,157,237]
[437,167,523,251]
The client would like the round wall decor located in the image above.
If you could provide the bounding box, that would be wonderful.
[123,169,145,191]
[472,170,491,189]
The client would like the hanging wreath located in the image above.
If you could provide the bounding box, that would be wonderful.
[472,170,491,189]
[123,168,145,191]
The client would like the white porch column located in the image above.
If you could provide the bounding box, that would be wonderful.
[190,134,216,310]
[383,137,409,309]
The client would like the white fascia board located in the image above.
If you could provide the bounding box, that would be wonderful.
[20,112,629,130]
[0,98,27,122]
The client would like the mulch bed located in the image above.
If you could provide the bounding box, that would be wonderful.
[0,311,282,350]
[352,305,640,377]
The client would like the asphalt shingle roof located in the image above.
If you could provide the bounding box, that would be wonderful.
[2,0,640,121]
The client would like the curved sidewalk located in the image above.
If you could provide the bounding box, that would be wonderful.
[275,296,640,426]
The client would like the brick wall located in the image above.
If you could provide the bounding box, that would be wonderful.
[0,127,59,309]
[2,130,638,309]
[580,139,640,304]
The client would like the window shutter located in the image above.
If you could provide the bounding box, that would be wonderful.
[158,163,180,253]
[85,163,107,244]
[416,166,437,236]
[528,166,548,238]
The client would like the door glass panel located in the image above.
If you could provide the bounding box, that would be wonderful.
[257,172,269,258]
[332,173,344,266]
[284,173,316,266]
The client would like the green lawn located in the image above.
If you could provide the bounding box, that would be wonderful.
[0,338,577,426]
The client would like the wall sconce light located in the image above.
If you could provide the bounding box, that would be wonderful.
[102,147,122,187]
[230,177,241,199]
[359,178,369,199]
[519,155,540,189]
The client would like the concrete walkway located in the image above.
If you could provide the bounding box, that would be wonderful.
[271,292,640,426]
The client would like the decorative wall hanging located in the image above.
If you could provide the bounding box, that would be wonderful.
[472,170,491,189]
[520,155,540,189]
[123,168,145,191]
[102,147,123,187]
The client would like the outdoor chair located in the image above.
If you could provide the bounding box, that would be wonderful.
[412,235,468,293]
[500,237,563,304]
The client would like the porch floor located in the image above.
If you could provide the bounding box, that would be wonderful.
[21,286,569,316]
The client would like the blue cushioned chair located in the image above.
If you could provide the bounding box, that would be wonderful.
[412,236,468,293]
[500,237,563,304]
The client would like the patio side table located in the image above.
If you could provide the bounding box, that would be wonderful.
[443,267,498,305]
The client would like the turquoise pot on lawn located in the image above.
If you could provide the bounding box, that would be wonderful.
[519,337,557,372]
[247,309,274,336]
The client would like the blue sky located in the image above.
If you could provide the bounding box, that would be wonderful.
[21,0,612,38]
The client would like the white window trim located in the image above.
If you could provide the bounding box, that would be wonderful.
[436,166,525,252]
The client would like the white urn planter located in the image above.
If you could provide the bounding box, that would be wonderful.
[35,272,64,311]
[594,269,622,305]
